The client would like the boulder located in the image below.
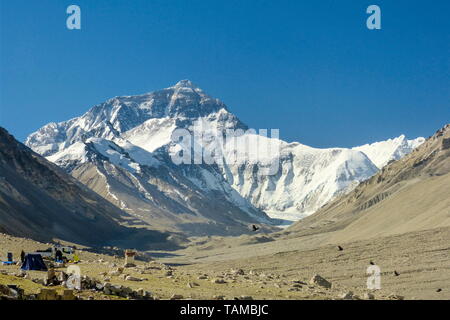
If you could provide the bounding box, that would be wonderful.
[388,294,404,300]
[212,278,227,284]
[124,263,136,268]
[340,291,354,300]
[37,288,58,300]
[231,268,245,276]
[0,285,24,300]
[134,288,153,300]
[309,274,332,289]
[125,276,143,282]
[187,282,199,288]
[364,292,375,300]
[61,289,76,300]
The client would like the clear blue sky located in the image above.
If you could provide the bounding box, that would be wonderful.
[0,0,449,147]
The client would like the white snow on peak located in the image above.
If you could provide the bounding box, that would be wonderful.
[26,80,427,223]
[47,137,160,173]
[122,118,177,153]
[172,79,199,90]
[353,135,425,169]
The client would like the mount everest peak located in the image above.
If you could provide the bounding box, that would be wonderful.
[26,81,425,229]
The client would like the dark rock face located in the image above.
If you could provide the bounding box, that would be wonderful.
[442,138,450,150]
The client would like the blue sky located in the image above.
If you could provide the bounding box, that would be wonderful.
[0,0,449,147]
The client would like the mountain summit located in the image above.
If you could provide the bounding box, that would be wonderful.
[172,79,200,89]
[26,81,424,225]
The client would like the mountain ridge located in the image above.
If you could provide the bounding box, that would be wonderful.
[285,124,450,242]
[0,127,174,248]
[26,80,425,224]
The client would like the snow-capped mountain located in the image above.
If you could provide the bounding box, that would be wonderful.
[353,135,426,169]
[221,139,380,220]
[27,81,273,236]
[27,80,245,157]
[26,80,424,226]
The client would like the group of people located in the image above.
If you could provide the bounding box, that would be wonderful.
[19,248,65,263]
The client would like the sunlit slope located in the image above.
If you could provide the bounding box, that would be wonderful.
[287,124,450,242]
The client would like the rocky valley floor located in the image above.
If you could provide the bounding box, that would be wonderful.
[1,226,449,300]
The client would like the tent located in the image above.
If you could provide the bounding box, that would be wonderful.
[21,254,48,271]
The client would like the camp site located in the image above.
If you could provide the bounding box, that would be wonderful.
[0,234,155,300]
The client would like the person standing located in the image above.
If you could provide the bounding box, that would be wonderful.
[55,249,63,262]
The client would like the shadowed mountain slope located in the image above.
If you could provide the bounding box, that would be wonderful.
[0,127,172,248]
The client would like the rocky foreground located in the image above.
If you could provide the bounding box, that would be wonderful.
[0,233,416,301]
[0,263,395,301]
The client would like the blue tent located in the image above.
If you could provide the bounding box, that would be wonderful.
[21,254,48,271]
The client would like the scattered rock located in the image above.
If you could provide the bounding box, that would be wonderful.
[125,276,143,282]
[0,285,24,300]
[212,278,227,284]
[231,268,245,276]
[309,274,332,289]
[124,263,136,268]
[388,294,404,300]
[37,288,58,300]
[292,280,307,285]
[364,292,375,300]
[165,270,173,277]
[32,278,45,286]
[61,289,76,301]
[186,282,198,288]
[170,294,184,300]
[340,291,354,300]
